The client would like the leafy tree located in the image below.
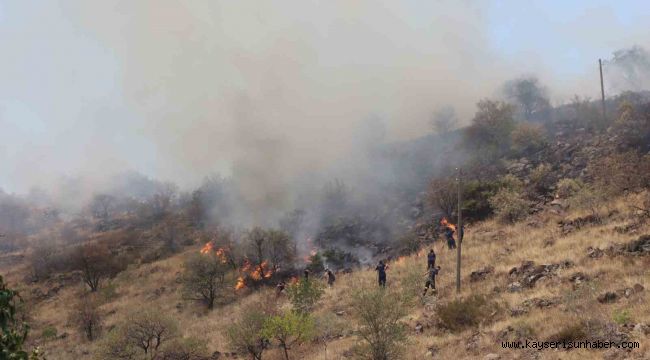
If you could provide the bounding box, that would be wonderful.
[98,308,179,359]
[427,177,457,218]
[464,100,516,162]
[350,287,407,360]
[286,278,324,314]
[70,294,102,341]
[71,242,124,292]
[429,106,457,134]
[607,46,650,92]
[0,275,43,359]
[305,252,325,274]
[90,193,115,221]
[503,76,550,120]
[489,188,530,224]
[261,312,314,360]
[181,253,231,309]
[511,122,548,155]
[226,303,272,360]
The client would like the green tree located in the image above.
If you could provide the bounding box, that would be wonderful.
[97,308,179,360]
[181,253,231,309]
[503,76,550,120]
[464,100,516,163]
[261,312,314,360]
[226,304,270,360]
[286,279,324,314]
[350,287,407,360]
[0,275,43,359]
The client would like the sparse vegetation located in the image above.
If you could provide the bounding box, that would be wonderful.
[436,294,492,332]
[350,287,407,360]
[261,311,315,360]
[286,279,325,314]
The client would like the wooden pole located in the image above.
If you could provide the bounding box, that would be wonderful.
[456,167,462,293]
[599,59,606,121]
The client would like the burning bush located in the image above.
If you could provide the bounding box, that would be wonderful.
[350,286,407,360]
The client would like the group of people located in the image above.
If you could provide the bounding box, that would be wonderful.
[277,220,462,297]
[374,249,440,296]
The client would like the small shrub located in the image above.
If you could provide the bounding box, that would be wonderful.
[286,278,325,314]
[262,311,315,360]
[305,252,325,274]
[612,309,632,325]
[556,178,583,198]
[41,326,57,341]
[226,302,273,360]
[437,295,491,332]
[489,188,530,223]
[511,122,548,155]
[547,322,586,343]
[529,163,554,194]
[99,282,119,303]
[350,287,407,360]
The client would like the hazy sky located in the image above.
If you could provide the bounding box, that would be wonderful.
[1,0,649,193]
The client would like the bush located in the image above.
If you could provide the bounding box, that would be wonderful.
[511,122,548,155]
[587,151,650,196]
[427,177,458,218]
[464,100,516,163]
[489,188,530,223]
[226,302,274,360]
[613,100,650,150]
[612,309,632,325]
[286,278,325,314]
[261,311,315,360]
[350,287,407,360]
[437,295,491,332]
[569,186,605,219]
[69,295,102,341]
[41,326,57,341]
[0,275,44,359]
[556,178,583,198]
[97,308,179,359]
[529,163,554,194]
[305,252,325,274]
[156,336,209,360]
[547,322,586,343]
[181,252,232,309]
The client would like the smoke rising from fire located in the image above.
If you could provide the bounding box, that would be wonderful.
[1,0,649,222]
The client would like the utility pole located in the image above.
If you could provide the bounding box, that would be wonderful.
[599,59,606,121]
[456,167,462,293]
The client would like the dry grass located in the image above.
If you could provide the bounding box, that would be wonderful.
[2,194,649,359]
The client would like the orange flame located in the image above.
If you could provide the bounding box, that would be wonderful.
[235,277,245,290]
[289,276,299,284]
[394,256,406,265]
[440,217,456,232]
[200,242,213,254]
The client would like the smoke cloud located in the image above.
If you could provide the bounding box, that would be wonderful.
[1,0,649,220]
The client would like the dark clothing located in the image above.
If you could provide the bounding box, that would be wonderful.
[327,271,336,286]
[427,252,436,269]
[303,270,310,280]
[445,229,456,249]
[422,268,439,296]
[375,263,387,287]
[459,225,465,243]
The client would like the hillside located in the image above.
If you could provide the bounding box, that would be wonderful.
[2,191,649,359]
